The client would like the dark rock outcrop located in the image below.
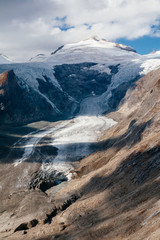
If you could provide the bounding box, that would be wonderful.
[54,63,112,101]
[29,170,67,192]
[37,75,76,117]
[0,70,77,126]
[0,70,59,125]
[14,219,38,232]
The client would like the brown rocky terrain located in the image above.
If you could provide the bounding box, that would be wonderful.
[1,67,160,239]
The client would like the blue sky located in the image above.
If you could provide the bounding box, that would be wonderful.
[0,0,160,60]
[118,36,160,55]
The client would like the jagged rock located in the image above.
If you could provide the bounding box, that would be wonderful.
[44,194,79,224]
[29,170,67,192]
[14,219,38,232]
[14,222,28,232]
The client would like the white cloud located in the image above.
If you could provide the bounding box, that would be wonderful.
[0,0,160,60]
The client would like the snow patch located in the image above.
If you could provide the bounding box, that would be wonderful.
[139,59,160,75]
[89,64,111,74]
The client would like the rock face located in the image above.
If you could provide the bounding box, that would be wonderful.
[0,70,62,125]
[29,169,67,192]
[14,219,38,232]
[54,63,112,101]
[0,69,77,125]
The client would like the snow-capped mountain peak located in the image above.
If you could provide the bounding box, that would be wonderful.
[29,53,47,62]
[0,53,12,64]
[29,37,137,64]
[60,37,135,53]
[44,37,139,66]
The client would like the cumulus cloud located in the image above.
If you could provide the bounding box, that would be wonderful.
[0,0,160,60]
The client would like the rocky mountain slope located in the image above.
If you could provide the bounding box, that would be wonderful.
[0,69,75,125]
[52,67,160,240]
[1,37,160,125]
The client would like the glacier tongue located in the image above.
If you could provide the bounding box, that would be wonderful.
[41,116,116,179]
[13,116,117,180]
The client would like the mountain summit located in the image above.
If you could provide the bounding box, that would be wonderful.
[30,37,137,63]
[0,54,11,64]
